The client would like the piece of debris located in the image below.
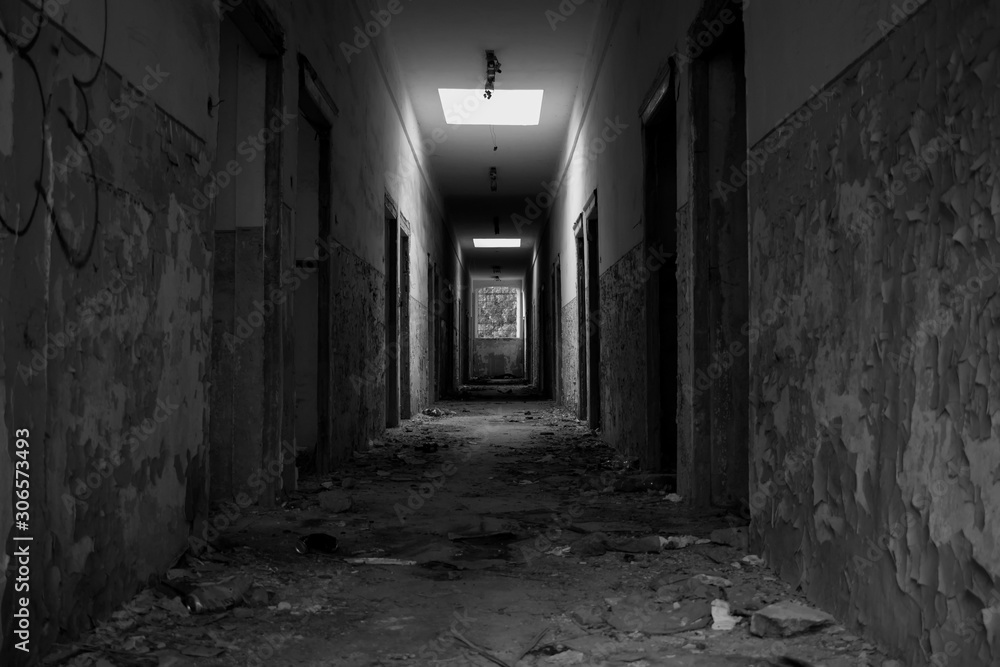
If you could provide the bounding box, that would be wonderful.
[727,582,768,614]
[343,557,417,566]
[710,526,749,550]
[691,573,733,587]
[422,408,456,417]
[663,535,711,549]
[606,597,712,634]
[664,493,683,502]
[742,554,765,566]
[613,535,669,553]
[514,627,550,663]
[570,604,605,627]
[750,601,836,638]
[448,530,517,543]
[318,490,353,513]
[539,649,585,665]
[570,532,611,557]
[180,645,225,658]
[295,533,339,555]
[652,574,726,603]
[571,521,650,534]
[612,474,675,493]
[183,574,253,614]
[451,628,513,667]
[711,599,739,630]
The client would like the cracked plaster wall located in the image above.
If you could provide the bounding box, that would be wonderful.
[0,0,455,657]
[0,0,216,657]
[748,1,1000,663]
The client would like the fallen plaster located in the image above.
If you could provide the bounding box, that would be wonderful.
[45,392,904,666]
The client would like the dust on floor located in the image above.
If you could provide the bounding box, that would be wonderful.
[42,390,903,667]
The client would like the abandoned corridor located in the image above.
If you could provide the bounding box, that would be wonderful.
[2,0,999,666]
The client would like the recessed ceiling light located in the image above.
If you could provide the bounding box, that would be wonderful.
[474,238,521,248]
[439,89,544,126]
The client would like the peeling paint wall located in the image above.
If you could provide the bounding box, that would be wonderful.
[1,0,453,657]
[748,1,1000,662]
[472,338,524,378]
[330,245,384,459]
[676,202,696,492]
[561,299,580,411]
[0,0,216,657]
[599,243,648,462]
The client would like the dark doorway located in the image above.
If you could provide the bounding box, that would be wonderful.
[642,65,678,475]
[584,199,601,430]
[692,3,749,507]
[295,53,336,475]
[399,227,411,419]
[384,198,399,427]
[209,12,284,506]
[575,227,587,421]
[292,114,330,472]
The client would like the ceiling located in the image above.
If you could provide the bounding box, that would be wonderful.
[386,0,599,279]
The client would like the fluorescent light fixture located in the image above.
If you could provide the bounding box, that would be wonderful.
[474,238,521,248]
[439,89,544,126]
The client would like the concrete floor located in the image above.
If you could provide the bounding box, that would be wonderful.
[44,391,900,666]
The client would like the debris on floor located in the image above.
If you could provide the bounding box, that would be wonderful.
[750,601,837,638]
[46,393,902,667]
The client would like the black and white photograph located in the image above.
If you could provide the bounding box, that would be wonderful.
[0,0,996,664]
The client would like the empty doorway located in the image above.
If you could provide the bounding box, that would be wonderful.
[293,117,320,466]
[385,199,399,427]
[692,2,749,507]
[399,227,411,419]
[584,199,601,430]
[575,228,587,420]
[642,65,678,474]
[574,201,602,429]
[209,11,284,505]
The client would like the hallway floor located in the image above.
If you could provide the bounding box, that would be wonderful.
[45,392,899,667]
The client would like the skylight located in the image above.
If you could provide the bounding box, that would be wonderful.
[474,238,521,248]
[439,89,544,126]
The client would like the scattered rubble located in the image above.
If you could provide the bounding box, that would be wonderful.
[44,398,901,666]
[711,599,740,630]
[750,601,837,638]
[710,526,749,550]
[317,489,354,513]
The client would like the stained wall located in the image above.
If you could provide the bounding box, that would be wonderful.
[747,0,1000,662]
